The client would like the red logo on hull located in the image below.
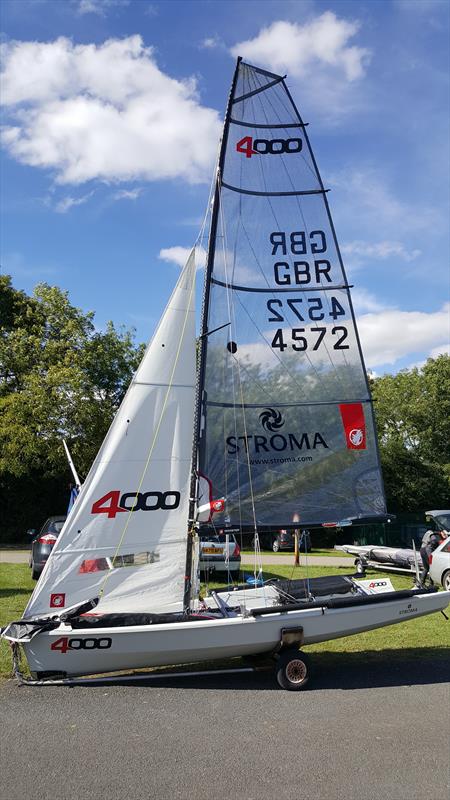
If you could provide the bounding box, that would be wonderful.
[50,593,65,608]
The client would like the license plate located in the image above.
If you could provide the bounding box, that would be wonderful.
[202,547,222,554]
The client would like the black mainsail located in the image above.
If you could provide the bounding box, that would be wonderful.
[197,59,387,532]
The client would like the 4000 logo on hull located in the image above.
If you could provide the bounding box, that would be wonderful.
[91,490,181,519]
[51,637,112,653]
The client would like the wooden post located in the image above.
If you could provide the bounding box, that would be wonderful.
[293,513,300,567]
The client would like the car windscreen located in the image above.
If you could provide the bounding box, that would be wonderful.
[200,534,235,543]
[434,514,450,532]
[49,520,66,533]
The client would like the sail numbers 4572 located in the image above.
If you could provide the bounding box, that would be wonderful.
[267,296,346,322]
[271,327,349,352]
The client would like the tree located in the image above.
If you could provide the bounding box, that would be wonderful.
[372,355,450,512]
[0,276,143,541]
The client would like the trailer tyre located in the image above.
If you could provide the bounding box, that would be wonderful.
[355,559,365,575]
[276,649,311,691]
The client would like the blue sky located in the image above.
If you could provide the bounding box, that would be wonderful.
[1,0,449,374]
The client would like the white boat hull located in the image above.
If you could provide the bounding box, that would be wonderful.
[22,590,450,677]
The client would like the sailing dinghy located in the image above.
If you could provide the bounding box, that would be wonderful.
[3,59,449,690]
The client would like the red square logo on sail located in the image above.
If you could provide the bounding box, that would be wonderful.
[339,403,366,450]
[50,593,65,608]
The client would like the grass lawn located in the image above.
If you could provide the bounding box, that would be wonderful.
[1,562,448,682]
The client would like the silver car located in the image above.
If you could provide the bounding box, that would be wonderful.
[199,533,241,574]
[425,509,450,590]
[428,536,450,590]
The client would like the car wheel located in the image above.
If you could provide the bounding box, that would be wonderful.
[442,570,450,591]
[31,566,40,580]
[276,649,311,691]
[272,538,280,553]
[355,559,365,575]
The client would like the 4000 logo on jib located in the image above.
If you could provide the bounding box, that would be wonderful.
[91,490,181,518]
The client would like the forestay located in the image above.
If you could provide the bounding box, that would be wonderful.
[25,252,196,618]
[198,61,386,529]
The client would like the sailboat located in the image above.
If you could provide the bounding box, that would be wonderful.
[3,59,449,690]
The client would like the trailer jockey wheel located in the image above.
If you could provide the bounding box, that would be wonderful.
[276,649,311,691]
[355,559,365,575]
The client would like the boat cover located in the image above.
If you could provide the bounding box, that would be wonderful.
[367,548,417,567]
[272,574,355,601]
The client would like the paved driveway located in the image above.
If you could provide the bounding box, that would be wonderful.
[0,550,30,563]
[1,550,351,567]
[1,656,449,800]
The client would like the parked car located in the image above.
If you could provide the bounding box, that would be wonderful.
[252,529,311,553]
[428,535,450,591]
[28,516,66,580]
[199,532,241,574]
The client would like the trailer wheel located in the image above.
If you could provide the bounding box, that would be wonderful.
[355,559,365,575]
[276,649,311,691]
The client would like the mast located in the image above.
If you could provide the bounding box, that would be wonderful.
[183,57,242,610]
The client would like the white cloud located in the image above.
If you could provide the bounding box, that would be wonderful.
[231,14,370,81]
[429,343,450,358]
[408,342,450,371]
[358,303,450,367]
[200,35,225,51]
[351,288,388,314]
[230,14,371,121]
[1,36,221,185]
[112,188,143,201]
[159,246,206,270]
[330,168,445,236]
[55,191,94,213]
[341,240,421,263]
[77,0,129,16]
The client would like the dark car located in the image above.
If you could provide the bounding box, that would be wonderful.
[28,516,66,579]
[252,529,311,553]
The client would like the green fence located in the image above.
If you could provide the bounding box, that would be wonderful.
[343,514,428,549]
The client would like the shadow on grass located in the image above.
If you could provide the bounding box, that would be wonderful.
[0,588,34,598]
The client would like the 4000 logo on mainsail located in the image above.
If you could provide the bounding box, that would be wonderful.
[236,136,302,158]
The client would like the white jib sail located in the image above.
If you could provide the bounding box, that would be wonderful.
[25,251,196,618]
